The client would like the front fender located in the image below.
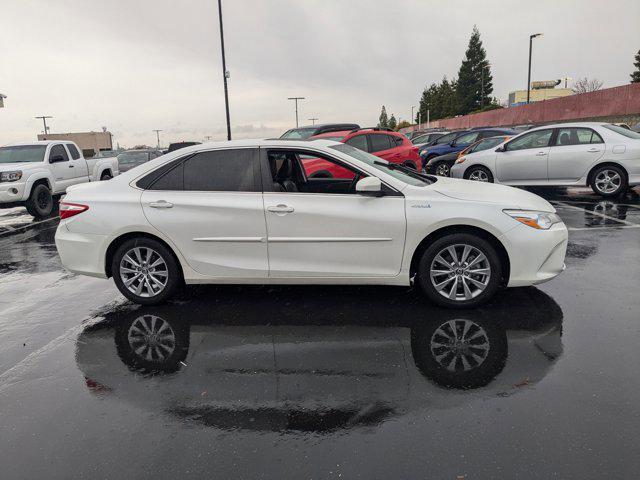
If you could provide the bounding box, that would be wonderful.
[22,171,55,201]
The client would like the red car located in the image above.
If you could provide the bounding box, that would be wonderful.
[303,128,421,179]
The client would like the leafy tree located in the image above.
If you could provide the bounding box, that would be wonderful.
[571,77,603,94]
[456,26,493,115]
[378,106,389,128]
[388,114,397,130]
[631,49,640,83]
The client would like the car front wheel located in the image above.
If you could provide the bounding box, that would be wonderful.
[112,238,182,305]
[417,233,502,308]
[433,162,451,177]
[590,165,627,197]
[25,183,53,218]
[465,166,494,183]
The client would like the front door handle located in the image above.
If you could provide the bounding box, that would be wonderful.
[149,200,174,209]
[68,165,74,168]
[536,151,548,156]
[267,204,294,214]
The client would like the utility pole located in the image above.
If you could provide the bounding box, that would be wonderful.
[153,129,162,148]
[527,33,543,104]
[411,106,416,125]
[561,76,572,89]
[203,135,212,142]
[35,115,53,135]
[217,0,231,140]
[287,97,305,128]
[308,117,319,125]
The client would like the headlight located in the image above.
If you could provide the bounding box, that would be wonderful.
[0,171,22,182]
[504,209,562,230]
[455,157,466,164]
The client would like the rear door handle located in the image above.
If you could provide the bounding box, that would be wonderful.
[536,151,548,156]
[267,204,294,214]
[149,200,173,209]
[587,148,601,153]
[68,165,74,168]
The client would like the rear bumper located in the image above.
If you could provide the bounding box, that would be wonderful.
[55,224,108,278]
[501,222,568,287]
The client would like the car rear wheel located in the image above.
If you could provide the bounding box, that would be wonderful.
[25,183,53,218]
[433,162,451,177]
[112,238,182,305]
[465,166,494,183]
[417,233,502,308]
[590,165,627,197]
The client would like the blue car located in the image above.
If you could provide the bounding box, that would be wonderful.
[419,127,518,171]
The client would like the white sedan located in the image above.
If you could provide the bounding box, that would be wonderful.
[450,123,640,197]
[55,139,568,308]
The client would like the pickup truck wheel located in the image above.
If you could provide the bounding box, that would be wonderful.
[417,233,501,308]
[112,238,181,305]
[100,172,113,181]
[25,183,53,218]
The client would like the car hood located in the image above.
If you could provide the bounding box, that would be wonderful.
[426,152,458,164]
[429,177,555,212]
[0,162,44,171]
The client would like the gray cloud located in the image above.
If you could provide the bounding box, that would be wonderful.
[1,0,639,147]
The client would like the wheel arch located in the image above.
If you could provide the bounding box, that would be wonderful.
[586,161,629,187]
[462,163,493,180]
[105,231,183,279]
[409,225,510,286]
[23,175,52,199]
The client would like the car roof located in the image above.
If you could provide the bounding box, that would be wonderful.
[3,140,74,147]
[310,130,351,139]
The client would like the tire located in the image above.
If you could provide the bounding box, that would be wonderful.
[24,183,53,218]
[417,233,502,308]
[464,165,494,183]
[100,171,113,181]
[411,317,507,389]
[590,165,627,197]
[111,237,182,305]
[115,312,190,374]
[432,161,451,177]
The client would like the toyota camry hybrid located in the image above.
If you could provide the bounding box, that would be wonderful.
[55,139,568,308]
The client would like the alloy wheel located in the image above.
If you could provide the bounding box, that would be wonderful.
[429,244,491,301]
[468,169,489,182]
[435,163,450,176]
[429,319,490,372]
[119,247,169,298]
[127,315,176,362]
[594,170,621,194]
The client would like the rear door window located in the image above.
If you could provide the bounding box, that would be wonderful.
[368,134,393,153]
[345,134,368,151]
[555,128,604,146]
[183,149,258,192]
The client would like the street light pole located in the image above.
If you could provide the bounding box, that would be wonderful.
[153,129,162,148]
[35,115,53,135]
[287,97,305,127]
[217,0,231,140]
[527,33,543,104]
[411,105,416,125]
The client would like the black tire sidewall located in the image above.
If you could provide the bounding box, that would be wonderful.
[26,184,53,218]
[418,233,502,308]
[590,165,627,197]
[112,238,182,305]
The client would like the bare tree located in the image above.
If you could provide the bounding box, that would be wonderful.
[571,77,604,94]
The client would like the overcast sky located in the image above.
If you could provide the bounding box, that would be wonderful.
[1,0,639,147]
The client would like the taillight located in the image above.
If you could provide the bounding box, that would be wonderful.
[59,202,89,219]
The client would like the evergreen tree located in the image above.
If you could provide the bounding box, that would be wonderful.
[631,49,640,83]
[388,114,397,130]
[457,26,493,115]
[417,83,437,124]
[378,106,389,128]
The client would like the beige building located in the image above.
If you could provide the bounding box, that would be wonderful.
[508,88,572,107]
[37,131,113,157]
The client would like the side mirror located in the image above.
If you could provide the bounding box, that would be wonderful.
[495,145,506,153]
[355,176,384,197]
[49,154,66,163]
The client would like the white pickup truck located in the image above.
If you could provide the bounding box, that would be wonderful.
[0,140,119,217]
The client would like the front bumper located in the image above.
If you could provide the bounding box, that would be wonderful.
[500,221,568,287]
[0,181,28,204]
[449,164,465,179]
[55,224,109,278]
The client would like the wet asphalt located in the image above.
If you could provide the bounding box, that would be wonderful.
[0,187,639,480]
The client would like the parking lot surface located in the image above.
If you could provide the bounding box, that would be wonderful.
[1,187,639,479]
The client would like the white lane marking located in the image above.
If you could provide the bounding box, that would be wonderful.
[0,216,58,237]
[553,201,640,227]
[568,225,640,231]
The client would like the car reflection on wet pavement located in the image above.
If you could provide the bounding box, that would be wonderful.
[1,188,640,479]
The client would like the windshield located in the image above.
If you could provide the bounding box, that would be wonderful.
[117,152,149,164]
[433,132,457,145]
[411,134,430,144]
[281,128,316,140]
[469,136,506,153]
[603,124,640,139]
[0,145,47,164]
[329,144,432,186]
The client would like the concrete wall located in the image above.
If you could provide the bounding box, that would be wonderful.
[402,83,640,132]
